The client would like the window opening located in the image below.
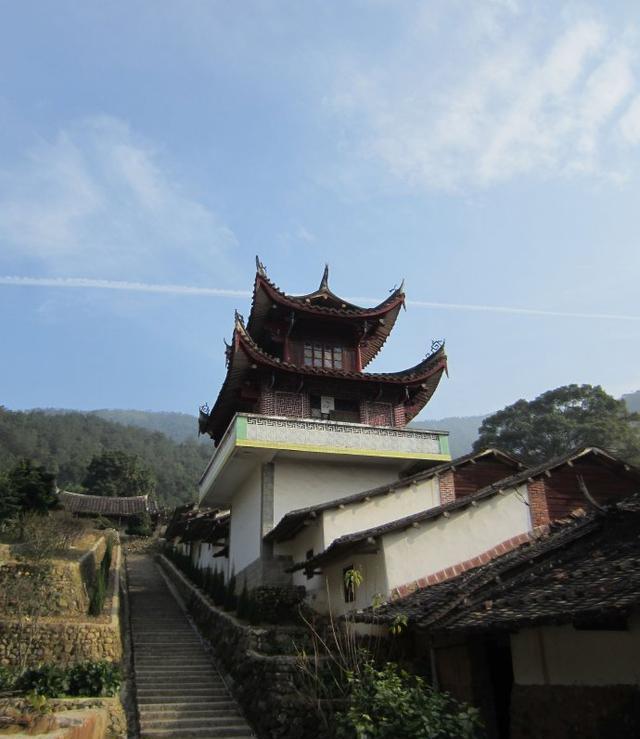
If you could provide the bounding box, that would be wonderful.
[304,342,343,369]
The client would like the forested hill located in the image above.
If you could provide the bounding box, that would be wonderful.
[412,415,487,458]
[40,408,202,444]
[0,408,211,507]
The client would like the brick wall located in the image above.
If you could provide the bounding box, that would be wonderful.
[258,388,310,419]
[360,400,394,427]
[393,404,406,427]
[527,478,550,528]
[438,470,456,506]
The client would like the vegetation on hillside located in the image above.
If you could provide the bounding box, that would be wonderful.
[0,408,210,507]
[473,384,640,464]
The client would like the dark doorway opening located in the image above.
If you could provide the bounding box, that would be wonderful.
[486,635,514,739]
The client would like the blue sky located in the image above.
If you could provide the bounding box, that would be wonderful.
[1,1,639,420]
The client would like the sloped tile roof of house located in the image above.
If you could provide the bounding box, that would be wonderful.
[266,448,524,543]
[359,494,640,632]
[59,490,153,516]
[292,446,640,573]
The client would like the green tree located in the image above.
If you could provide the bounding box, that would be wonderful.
[2,459,57,519]
[474,384,640,464]
[83,450,155,497]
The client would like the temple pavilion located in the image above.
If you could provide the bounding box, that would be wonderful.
[197,259,452,588]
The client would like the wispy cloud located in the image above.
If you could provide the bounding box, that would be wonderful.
[2,275,639,322]
[330,7,640,190]
[0,116,236,280]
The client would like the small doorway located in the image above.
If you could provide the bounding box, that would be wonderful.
[486,635,514,739]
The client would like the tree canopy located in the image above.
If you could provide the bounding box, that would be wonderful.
[473,384,640,465]
[0,459,57,524]
[83,450,155,498]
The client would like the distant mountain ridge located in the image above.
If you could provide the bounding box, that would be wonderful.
[39,408,203,444]
[412,415,487,458]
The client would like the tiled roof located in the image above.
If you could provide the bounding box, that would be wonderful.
[266,448,523,543]
[59,490,152,516]
[359,496,640,632]
[199,315,447,442]
[164,505,229,543]
[292,446,640,574]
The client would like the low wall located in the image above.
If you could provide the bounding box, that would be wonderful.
[510,684,640,739]
[158,554,327,739]
[0,537,107,618]
[0,545,122,669]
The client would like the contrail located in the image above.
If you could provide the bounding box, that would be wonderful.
[1,275,639,322]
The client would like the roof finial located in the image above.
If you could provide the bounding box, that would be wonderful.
[319,263,330,290]
[234,309,245,327]
[256,255,267,277]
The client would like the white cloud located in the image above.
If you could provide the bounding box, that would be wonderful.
[619,95,640,144]
[0,116,236,280]
[329,8,639,190]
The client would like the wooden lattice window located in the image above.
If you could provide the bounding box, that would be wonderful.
[304,342,343,369]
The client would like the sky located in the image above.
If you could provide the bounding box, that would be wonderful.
[1,0,639,421]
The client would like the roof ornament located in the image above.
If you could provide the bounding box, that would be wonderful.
[430,338,445,354]
[319,263,330,290]
[199,402,210,417]
[223,338,233,367]
[234,309,245,326]
[255,255,267,277]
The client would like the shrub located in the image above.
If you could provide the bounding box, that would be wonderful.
[88,568,106,616]
[335,662,482,739]
[126,511,152,537]
[17,666,68,697]
[67,661,121,697]
[0,665,17,692]
[223,572,237,612]
[236,579,249,619]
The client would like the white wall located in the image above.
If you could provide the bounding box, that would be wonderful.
[322,477,440,544]
[275,519,326,594]
[382,486,531,592]
[228,466,262,575]
[320,552,388,616]
[511,617,640,686]
[272,458,399,527]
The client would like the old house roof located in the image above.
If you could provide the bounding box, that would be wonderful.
[360,495,640,633]
[266,448,524,543]
[164,505,229,544]
[59,490,153,516]
[291,446,640,573]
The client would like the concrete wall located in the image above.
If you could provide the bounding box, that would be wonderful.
[322,477,440,544]
[272,458,399,528]
[382,486,531,592]
[511,616,640,686]
[229,467,262,575]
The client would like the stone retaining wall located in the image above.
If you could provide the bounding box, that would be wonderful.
[0,537,107,618]
[0,545,122,669]
[158,554,327,739]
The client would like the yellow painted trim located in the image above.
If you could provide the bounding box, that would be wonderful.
[236,438,451,462]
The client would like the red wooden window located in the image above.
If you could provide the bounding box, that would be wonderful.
[303,342,343,369]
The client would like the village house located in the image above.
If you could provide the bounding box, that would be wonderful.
[265,448,525,609]
[294,447,640,615]
[58,489,156,530]
[197,259,451,588]
[362,495,640,739]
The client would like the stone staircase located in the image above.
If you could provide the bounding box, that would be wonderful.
[127,553,254,738]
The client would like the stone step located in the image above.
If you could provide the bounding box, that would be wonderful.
[140,729,253,738]
[141,716,247,729]
[139,706,240,719]
[137,691,231,702]
[136,679,227,689]
[138,701,238,712]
